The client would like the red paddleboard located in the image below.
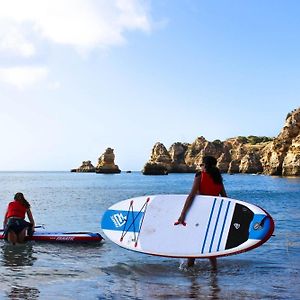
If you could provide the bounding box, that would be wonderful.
[0,231,103,243]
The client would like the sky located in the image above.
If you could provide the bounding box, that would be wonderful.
[0,0,299,171]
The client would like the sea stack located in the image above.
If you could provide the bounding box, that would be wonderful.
[71,160,96,172]
[96,148,121,174]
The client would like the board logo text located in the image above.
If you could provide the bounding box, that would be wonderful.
[111,213,127,228]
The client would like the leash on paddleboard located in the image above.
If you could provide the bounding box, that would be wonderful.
[253,216,276,237]
[120,197,150,247]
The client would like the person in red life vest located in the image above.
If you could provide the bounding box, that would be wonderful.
[175,155,227,269]
[3,193,35,245]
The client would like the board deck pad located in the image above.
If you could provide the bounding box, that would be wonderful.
[101,195,274,258]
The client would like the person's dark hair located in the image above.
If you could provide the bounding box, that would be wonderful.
[14,192,30,209]
[202,156,223,184]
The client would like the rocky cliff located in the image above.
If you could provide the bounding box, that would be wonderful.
[143,108,300,176]
[261,108,300,175]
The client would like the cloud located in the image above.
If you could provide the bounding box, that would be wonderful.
[0,0,152,53]
[47,81,61,90]
[0,66,48,89]
[0,27,36,57]
[0,0,152,89]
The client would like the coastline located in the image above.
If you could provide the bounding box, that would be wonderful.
[71,108,300,177]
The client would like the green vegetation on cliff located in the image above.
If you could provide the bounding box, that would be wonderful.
[237,136,274,145]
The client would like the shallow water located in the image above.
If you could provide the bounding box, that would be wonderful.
[0,172,299,299]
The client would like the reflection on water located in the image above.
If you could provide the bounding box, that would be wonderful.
[100,261,223,299]
[1,243,40,299]
[8,285,40,300]
[99,256,299,299]
[188,271,220,300]
[1,243,37,268]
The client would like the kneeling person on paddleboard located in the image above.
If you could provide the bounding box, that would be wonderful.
[175,156,227,268]
[3,193,35,245]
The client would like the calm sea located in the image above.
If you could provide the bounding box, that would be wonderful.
[0,172,299,299]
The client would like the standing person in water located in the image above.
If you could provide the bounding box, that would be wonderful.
[3,193,35,245]
[175,155,227,268]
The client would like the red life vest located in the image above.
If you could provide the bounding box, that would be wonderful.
[6,200,27,219]
[199,171,222,196]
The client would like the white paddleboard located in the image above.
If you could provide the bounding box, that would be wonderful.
[101,195,274,258]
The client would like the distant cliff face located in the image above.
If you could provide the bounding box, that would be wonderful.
[143,108,300,176]
[262,108,300,176]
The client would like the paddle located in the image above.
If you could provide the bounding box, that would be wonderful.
[0,225,45,232]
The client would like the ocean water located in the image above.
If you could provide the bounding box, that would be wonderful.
[0,171,299,300]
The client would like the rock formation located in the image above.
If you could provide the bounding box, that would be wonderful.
[143,108,300,176]
[71,160,95,172]
[96,148,121,174]
[143,162,168,175]
[261,108,300,176]
[142,143,170,175]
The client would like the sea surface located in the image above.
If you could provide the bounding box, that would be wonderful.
[0,171,299,300]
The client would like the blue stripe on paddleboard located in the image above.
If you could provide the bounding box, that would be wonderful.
[209,199,224,253]
[217,200,231,251]
[201,198,217,254]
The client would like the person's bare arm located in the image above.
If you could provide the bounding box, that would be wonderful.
[175,175,200,225]
[27,209,35,231]
[220,183,227,197]
[3,210,8,228]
